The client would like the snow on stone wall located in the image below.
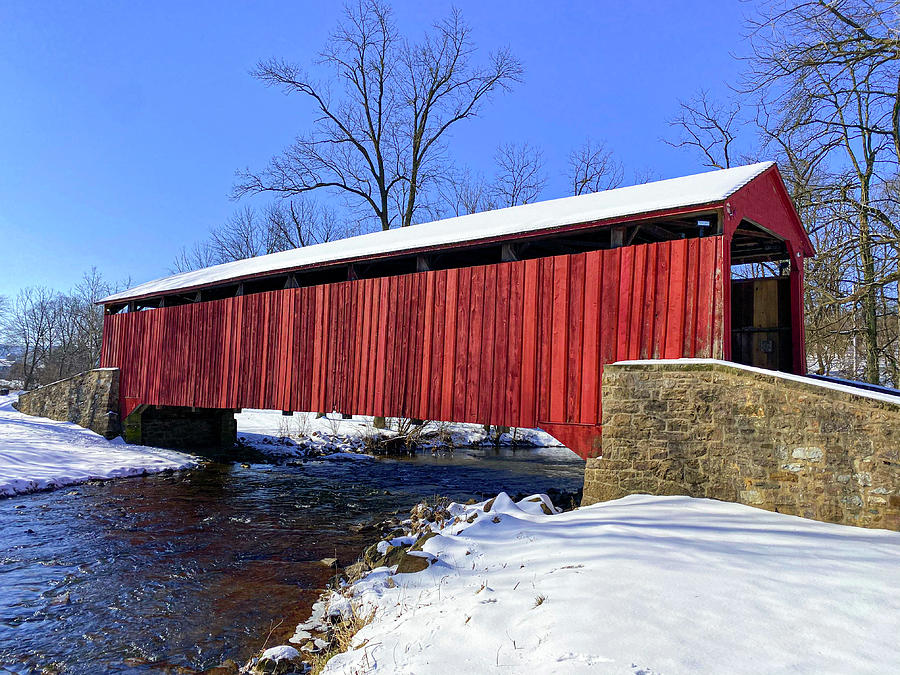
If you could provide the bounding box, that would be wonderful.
[584,360,900,530]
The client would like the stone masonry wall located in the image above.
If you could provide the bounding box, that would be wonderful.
[583,361,900,530]
[15,368,120,439]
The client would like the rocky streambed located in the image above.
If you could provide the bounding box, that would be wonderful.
[241,488,582,674]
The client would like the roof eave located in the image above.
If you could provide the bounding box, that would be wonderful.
[99,199,726,305]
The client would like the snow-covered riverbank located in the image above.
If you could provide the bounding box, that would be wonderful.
[302,493,900,675]
[0,398,567,497]
[236,408,562,458]
[0,393,196,497]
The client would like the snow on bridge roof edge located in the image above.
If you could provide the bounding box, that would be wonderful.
[101,161,774,304]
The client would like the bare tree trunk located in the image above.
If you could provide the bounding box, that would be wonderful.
[858,203,881,383]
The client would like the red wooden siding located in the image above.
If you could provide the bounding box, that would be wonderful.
[102,237,726,458]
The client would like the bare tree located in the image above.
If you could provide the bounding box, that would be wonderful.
[234,1,522,231]
[438,168,496,216]
[172,200,355,273]
[2,287,59,389]
[266,200,356,249]
[208,206,278,263]
[665,89,743,169]
[490,142,547,207]
[660,3,899,384]
[172,241,220,274]
[1,271,125,387]
[70,268,113,372]
[744,0,900,383]
[568,139,624,195]
[632,167,661,185]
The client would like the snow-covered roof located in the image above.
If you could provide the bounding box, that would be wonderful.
[102,161,774,303]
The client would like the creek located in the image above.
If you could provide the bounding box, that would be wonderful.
[0,446,583,673]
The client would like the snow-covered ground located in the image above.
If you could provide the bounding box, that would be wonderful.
[310,493,900,675]
[0,393,196,497]
[235,408,561,459]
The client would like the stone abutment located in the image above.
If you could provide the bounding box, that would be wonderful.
[583,360,900,531]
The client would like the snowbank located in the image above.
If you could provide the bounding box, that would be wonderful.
[0,393,196,497]
[316,493,900,674]
[235,409,561,459]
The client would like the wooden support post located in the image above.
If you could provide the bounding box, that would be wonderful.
[789,247,807,375]
[284,274,299,289]
[416,255,432,272]
[348,264,359,281]
[610,226,626,248]
[501,243,520,262]
[235,284,244,297]
[626,226,641,246]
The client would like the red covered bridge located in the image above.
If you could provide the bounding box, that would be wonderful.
[100,162,814,459]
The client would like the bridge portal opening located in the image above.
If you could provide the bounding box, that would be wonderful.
[729,221,795,373]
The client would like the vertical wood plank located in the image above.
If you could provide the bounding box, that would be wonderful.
[566,254,585,422]
[616,245,634,362]
[628,244,646,359]
[442,268,459,421]
[549,255,569,423]
[479,265,497,423]
[520,259,539,428]
[465,266,485,422]
[653,243,670,359]
[666,239,688,358]
[537,258,554,424]
[506,261,523,426]
[580,251,601,424]
[452,268,470,421]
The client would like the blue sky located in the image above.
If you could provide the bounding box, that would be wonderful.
[0,1,751,297]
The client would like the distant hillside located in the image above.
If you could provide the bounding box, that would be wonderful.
[0,344,23,373]
[0,344,24,362]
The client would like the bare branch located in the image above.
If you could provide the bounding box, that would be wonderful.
[568,139,624,195]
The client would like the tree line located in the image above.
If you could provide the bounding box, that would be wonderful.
[0,269,121,390]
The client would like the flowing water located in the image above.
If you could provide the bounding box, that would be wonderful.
[0,447,583,673]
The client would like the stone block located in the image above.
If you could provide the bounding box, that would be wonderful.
[792,447,824,461]
[768,471,799,483]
